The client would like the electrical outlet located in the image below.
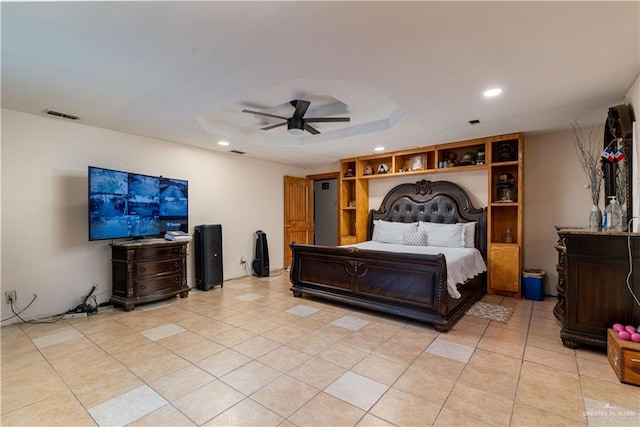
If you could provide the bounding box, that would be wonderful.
[240,256,247,264]
[4,290,16,305]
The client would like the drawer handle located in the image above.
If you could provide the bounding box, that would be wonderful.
[140,267,147,273]
[174,277,179,284]
[139,284,146,291]
[631,358,640,363]
[174,261,179,268]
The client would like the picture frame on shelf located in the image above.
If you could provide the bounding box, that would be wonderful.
[411,155,424,171]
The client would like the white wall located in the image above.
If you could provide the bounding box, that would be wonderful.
[523,131,596,294]
[525,70,638,289]
[624,73,639,231]
[1,109,307,323]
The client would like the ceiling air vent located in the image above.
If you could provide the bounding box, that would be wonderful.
[468,119,480,125]
[45,109,79,120]
[229,150,246,155]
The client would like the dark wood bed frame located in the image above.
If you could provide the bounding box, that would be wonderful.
[289,179,487,331]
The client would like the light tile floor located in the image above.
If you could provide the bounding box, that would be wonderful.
[1,272,639,426]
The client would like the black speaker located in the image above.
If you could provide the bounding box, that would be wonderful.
[194,224,223,290]
[252,230,270,277]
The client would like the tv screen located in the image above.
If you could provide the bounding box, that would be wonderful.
[88,166,188,241]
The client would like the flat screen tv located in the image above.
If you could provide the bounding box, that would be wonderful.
[88,166,188,241]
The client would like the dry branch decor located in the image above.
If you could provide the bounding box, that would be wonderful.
[571,120,604,207]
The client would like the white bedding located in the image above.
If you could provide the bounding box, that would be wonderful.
[342,241,487,299]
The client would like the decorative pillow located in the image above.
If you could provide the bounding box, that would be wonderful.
[417,222,465,248]
[403,231,427,246]
[372,220,418,244]
[458,222,476,248]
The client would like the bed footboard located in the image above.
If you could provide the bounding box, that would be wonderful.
[289,243,468,329]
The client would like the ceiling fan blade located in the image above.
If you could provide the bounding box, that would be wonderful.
[242,109,288,120]
[304,123,320,135]
[304,117,351,123]
[292,100,311,119]
[261,122,287,131]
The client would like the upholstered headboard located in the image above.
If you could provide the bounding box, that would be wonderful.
[367,180,487,259]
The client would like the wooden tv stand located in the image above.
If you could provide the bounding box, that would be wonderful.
[110,239,190,311]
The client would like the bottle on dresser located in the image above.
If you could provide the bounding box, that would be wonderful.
[604,196,623,232]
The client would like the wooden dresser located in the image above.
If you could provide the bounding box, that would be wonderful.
[555,228,640,349]
[111,239,190,311]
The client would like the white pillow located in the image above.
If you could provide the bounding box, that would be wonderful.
[372,220,418,244]
[458,222,476,248]
[403,231,427,246]
[417,222,465,248]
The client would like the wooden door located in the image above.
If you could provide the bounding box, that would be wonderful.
[284,176,313,268]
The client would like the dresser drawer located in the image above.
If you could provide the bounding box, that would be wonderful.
[133,245,184,260]
[136,274,182,296]
[136,258,182,277]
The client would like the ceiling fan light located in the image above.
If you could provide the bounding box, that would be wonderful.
[287,116,306,135]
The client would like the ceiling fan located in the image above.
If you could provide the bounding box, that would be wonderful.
[242,99,350,135]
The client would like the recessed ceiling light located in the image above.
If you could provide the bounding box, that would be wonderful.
[374,146,385,152]
[218,141,230,146]
[483,88,503,97]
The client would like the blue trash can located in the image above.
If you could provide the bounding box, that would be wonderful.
[522,269,545,301]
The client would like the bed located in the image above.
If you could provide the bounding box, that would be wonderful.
[289,179,487,331]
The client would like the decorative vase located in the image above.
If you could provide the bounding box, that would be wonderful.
[504,228,513,243]
[588,205,602,231]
